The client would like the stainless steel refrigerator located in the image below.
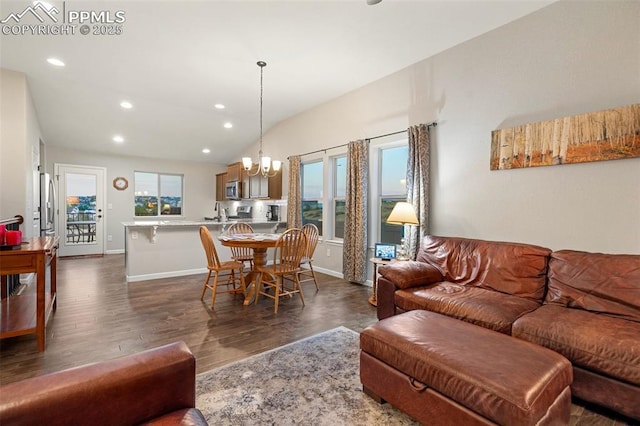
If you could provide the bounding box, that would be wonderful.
[40,172,56,236]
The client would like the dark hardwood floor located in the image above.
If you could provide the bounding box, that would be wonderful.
[0,255,632,425]
[0,254,377,384]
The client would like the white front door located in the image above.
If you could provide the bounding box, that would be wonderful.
[55,164,106,257]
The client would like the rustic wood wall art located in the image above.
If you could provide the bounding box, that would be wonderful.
[490,104,640,170]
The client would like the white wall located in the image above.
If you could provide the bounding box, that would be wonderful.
[46,146,225,252]
[250,0,639,262]
[0,69,41,238]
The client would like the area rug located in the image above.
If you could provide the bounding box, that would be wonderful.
[196,327,419,425]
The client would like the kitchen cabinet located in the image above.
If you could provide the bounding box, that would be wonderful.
[247,170,282,199]
[241,169,251,200]
[226,162,242,182]
[250,174,269,199]
[215,173,227,200]
[268,172,282,200]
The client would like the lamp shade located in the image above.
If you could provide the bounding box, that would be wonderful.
[386,202,419,225]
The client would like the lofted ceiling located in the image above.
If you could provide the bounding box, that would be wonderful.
[0,0,555,164]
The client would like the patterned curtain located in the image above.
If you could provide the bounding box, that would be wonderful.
[287,155,302,229]
[406,124,430,260]
[342,140,368,283]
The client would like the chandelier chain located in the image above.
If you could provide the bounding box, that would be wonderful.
[259,61,263,155]
[243,60,280,178]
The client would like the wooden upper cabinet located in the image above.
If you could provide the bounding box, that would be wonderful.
[227,164,282,200]
[215,173,227,200]
[226,162,242,182]
[241,169,251,199]
[268,172,282,200]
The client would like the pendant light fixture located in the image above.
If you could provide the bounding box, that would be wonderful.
[242,61,282,178]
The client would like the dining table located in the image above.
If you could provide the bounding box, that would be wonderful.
[218,232,281,305]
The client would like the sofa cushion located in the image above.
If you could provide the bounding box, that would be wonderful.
[546,250,640,323]
[417,236,551,302]
[395,282,541,334]
[513,305,640,386]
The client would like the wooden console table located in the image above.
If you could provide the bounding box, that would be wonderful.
[0,237,59,351]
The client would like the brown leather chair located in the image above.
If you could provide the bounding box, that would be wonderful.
[199,226,245,309]
[0,341,207,425]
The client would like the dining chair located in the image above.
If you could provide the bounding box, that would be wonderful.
[226,222,255,270]
[298,223,320,290]
[198,226,246,309]
[255,228,307,313]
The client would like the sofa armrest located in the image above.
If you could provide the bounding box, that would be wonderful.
[376,261,444,320]
[378,260,443,289]
[377,276,397,320]
[0,341,197,426]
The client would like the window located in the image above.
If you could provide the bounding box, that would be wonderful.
[379,145,408,244]
[134,172,183,217]
[301,161,323,235]
[333,156,346,239]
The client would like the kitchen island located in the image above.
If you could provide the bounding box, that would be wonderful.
[122,219,286,282]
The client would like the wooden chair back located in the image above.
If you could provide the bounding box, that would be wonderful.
[272,228,307,274]
[226,222,255,263]
[199,226,221,269]
[227,222,254,235]
[302,223,319,260]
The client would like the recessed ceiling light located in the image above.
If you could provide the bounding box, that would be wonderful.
[112,135,124,143]
[224,122,233,129]
[214,104,225,109]
[47,57,65,67]
[120,101,133,109]
[202,148,211,154]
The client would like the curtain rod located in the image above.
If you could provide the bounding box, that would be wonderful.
[288,121,437,159]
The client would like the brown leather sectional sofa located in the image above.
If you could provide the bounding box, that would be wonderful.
[0,341,208,425]
[377,235,640,421]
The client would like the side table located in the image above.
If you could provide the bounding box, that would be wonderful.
[369,257,394,306]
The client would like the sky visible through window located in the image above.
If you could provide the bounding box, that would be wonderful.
[335,156,346,197]
[302,161,323,199]
[66,173,96,196]
[381,146,408,195]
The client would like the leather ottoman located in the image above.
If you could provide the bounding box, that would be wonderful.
[360,310,572,425]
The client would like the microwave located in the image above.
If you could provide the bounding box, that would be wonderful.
[225,181,241,199]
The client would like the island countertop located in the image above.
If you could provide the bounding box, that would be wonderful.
[123,218,286,282]
[122,219,286,227]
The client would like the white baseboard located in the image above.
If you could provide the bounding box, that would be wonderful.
[310,265,372,287]
[127,268,206,283]
[125,264,372,287]
[106,249,125,255]
[311,265,342,279]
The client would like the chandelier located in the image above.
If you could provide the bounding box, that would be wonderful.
[242,61,282,178]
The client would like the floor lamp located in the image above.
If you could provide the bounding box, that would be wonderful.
[386,202,419,261]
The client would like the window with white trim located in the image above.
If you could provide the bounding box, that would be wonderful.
[134,172,183,217]
[379,145,408,244]
[333,155,347,239]
[301,161,323,236]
